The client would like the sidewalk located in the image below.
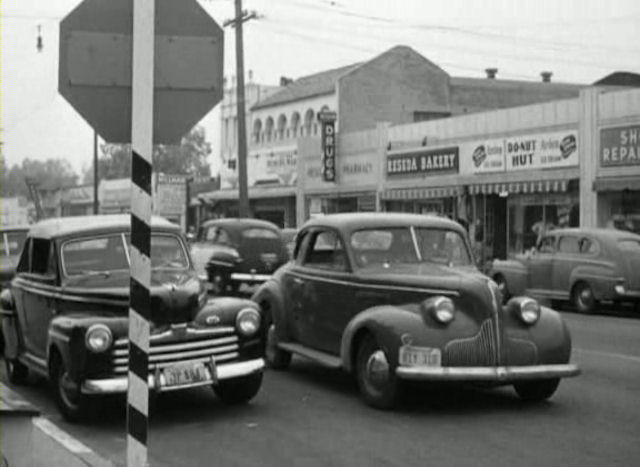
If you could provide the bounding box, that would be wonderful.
[1,385,115,467]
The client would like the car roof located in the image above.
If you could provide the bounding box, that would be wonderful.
[27,215,181,239]
[199,217,280,232]
[302,212,466,234]
[1,225,31,233]
[548,227,640,240]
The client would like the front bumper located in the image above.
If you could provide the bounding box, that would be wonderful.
[396,363,580,382]
[231,272,272,283]
[614,285,640,299]
[81,358,264,395]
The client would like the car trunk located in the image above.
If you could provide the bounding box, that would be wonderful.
[237,236,286,274]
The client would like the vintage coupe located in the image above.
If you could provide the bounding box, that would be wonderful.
[190,218,289,294]
[490,228,640,314]
[252,213,580,409]
[1,215,264,421]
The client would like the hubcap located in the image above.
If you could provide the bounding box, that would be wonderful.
[579,287,593,306]
[365,350,390,390]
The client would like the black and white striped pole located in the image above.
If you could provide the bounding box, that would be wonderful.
[128,0,154,465]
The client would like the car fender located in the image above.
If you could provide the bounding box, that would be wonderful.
[490,259,528,296]
[569,263,616,300]
[251,277,290,341]
[341,305,424,374]
[514,305,573,364]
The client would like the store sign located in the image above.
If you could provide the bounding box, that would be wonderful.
[387,147,459,176]
[319,110,338,182]
[155,173,187,216]
[600,124,640,167]
[505,131,577,171]
[460,138,505,173]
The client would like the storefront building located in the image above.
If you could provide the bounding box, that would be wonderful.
[580,88,640,234]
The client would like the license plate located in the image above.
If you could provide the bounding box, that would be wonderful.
[399,346,441,367]
[161,361,211,389]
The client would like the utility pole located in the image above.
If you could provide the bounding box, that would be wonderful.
[224,1,258,218]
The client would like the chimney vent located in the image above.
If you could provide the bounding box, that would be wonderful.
[541,71,553,83]
[485,68,498,79]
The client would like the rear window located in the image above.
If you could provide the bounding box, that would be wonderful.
[242,228,279,239]
[618,239,640,252]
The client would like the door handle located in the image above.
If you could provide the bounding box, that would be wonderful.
[292,277,305,285]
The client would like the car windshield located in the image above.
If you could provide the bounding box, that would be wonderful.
[1,231,27,257]
[351,227,471,267]
[62,233,188,276]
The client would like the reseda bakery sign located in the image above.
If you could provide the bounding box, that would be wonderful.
[387,147,459,176]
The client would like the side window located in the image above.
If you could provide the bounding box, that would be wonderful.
[31,238,51,274]
[558,236,579,254]
[538,236,556,254]
[302,230,348,272]
[16,238,32,273]
[205,227,217,241]
[579,237,598,255]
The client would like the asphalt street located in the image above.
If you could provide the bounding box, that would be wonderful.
[3,307,640,467]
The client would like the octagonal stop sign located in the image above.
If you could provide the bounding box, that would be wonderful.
[59,0,224,144]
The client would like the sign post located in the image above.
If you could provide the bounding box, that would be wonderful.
[127,0,154,465]
[58,1,224,465]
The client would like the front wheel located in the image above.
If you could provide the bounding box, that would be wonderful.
[572,281,597,314]
[5,359,29,385]
[514,378,560,402]
[355,335,401,410]
[213,372,263,405]
[265,324,291,370]
[50,354,94,422]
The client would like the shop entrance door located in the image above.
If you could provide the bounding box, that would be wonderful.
[492,197,507,260]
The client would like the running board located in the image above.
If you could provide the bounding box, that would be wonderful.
[278,342,342,369]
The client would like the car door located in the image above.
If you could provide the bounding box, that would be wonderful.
[20,238,58,361]
[552,235,581,299]
[527,235,556,294]
[288,228,352,355]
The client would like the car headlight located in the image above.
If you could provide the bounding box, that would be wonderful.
[508,297,541,325]
[236,307,261,337]
[422,296,456,325]
[85,324,113,353]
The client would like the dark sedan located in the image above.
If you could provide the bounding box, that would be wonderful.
[1,215,264,421]
[253,212,580,409]
[190,218,289,294]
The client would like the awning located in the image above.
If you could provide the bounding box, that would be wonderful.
[593,176,640,192]
[468,179,569,195]
[381,186,463,201]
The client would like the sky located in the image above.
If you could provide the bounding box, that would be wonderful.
[2,0,639,178]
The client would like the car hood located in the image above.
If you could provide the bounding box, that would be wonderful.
[61,269,203,325]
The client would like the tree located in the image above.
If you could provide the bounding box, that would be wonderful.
[84,126,213,183]
[1,157,79,198]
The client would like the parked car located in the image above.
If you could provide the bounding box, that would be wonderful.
[0,215,264,421]
[190,218,289,294]
[490,228,640,314]
[0,225,29,292]
[252,212,580,409]
[1,225,30,355]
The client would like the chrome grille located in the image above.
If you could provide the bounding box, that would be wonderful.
[111,330,239,374]
[443,320,497,367]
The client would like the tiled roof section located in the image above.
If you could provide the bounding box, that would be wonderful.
[251,63,362,110]
[450,77,585,112]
